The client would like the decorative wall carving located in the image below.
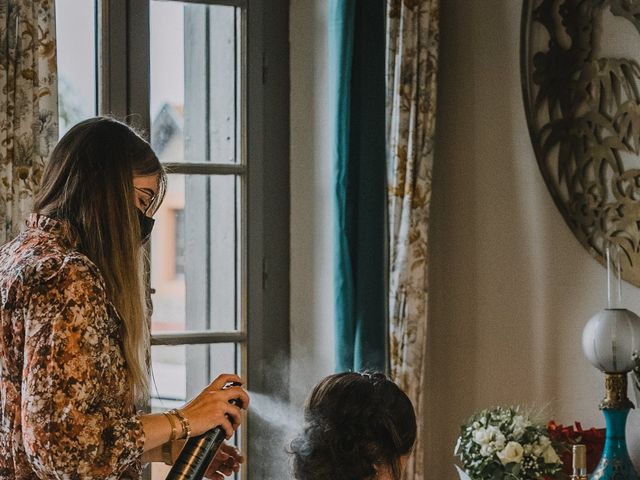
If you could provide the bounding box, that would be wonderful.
[521,0,640,286]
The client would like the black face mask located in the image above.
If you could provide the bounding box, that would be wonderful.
[136,208,155,244]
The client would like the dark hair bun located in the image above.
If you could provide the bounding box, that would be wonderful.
[290,372,416,480]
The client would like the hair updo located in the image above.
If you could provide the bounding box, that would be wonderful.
[290,372,416,480]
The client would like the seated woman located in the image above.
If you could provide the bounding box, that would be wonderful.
[290,371,416,480]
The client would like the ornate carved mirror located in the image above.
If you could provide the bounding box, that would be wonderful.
[521,0,640,286]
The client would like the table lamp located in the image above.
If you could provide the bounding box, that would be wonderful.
[582,245,640,480]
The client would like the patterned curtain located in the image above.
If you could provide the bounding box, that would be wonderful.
[387,0,439,478]
[0,0,58,244]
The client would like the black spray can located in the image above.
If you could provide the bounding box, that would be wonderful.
[165,384,243,480]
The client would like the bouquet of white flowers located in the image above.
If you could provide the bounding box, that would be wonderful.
[455,406,563,480]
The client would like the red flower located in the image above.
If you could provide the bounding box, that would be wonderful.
[547,421,606,475]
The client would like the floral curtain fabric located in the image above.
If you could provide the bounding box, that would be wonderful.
[386,0,439,478]
[0,0,58,244]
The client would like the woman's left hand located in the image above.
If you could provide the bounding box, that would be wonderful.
[204,442,244,479]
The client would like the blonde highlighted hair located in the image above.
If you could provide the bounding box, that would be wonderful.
[34,116,166,402]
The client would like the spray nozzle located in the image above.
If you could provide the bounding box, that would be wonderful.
[223,381,244,410]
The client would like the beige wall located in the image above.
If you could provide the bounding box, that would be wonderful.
[289,0,336,407]
[428,1,640,479]
[290,1,640,479]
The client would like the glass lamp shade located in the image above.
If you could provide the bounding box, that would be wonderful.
[582,308,640,373]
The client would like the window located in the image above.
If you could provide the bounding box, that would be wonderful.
[148,5,245,476]
[56,0,289,478]
[55,0,97,134]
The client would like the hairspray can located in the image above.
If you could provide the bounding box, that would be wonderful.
[165,384,243,480]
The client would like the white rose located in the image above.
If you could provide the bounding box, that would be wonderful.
[497,441,524,465]
[473,428,490,446]
[480,444,492,457]
[542,445,560,464]
[473,426,501,446]
[531,436,552,457]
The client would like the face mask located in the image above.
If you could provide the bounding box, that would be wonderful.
[136,208,155,244]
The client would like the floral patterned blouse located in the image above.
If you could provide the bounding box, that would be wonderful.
[0,214,145,479]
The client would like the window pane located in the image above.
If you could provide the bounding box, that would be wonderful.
[148,3,246,477]
[151,343,240,407]
[150,1,242,164]
[150,345,186,410]
[150,174,241,333]
[55,0,96,135]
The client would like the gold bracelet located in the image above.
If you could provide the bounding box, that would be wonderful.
[161,412,178,466]
[162,411,178,442]
[169,408,192,439]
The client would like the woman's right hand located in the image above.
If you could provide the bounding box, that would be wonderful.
[179,374,250,439]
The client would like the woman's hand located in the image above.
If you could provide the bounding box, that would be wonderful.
[179,374,249,438]
[204,442,244,479]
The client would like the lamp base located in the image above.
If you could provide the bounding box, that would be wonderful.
[589,409,638,480]
[600,373,634,410]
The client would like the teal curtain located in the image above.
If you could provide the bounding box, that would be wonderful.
[329,0,386,372]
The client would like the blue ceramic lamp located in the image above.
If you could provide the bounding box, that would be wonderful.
[582,246,640,480]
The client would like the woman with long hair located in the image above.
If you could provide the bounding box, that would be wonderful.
[0,117,249,479]
[290,372,416,480]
